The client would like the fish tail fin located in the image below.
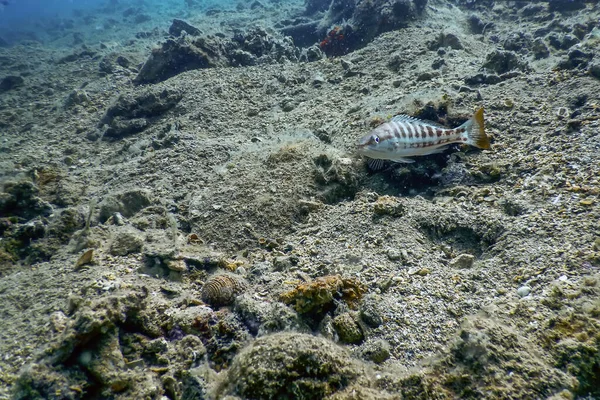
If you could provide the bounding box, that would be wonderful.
[461,107,490,149]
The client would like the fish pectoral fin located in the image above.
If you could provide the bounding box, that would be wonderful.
[367,159,387,171]
[390,157,415,163]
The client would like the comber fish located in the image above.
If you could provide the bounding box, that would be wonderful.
[357,108,490,169]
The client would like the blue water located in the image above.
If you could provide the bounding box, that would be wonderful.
[0,0,229,45]
[0,0,107,28]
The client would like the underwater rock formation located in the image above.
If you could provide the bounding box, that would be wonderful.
[134,35,227,84]
[282,0,426,56]
[99,87,183,139]
[134,27,298,83]
[168,19,201,37]
[216,332,371,399]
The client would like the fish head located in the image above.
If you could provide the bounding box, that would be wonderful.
[357,124,393,159]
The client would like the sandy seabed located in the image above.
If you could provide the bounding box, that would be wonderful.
[1,0,600,398]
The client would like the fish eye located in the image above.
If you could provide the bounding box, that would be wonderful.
[373,135,380,143]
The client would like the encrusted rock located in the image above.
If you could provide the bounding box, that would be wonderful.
[280,275,366,316]
[98,189,153,222]
[168,19,201,37]
[482,50,528,74]
[361,339,391,364]
[428,32,463,50]
[0,75,24,92]
[134,36,227,84]
[0,180,53,220]
[217,332,368,398]
[373,195,405,217]
[109,225,144,256]
[449,253,475,269]
[234,293,308,335]
[532,38,550,59]
[360,295,383,328]
[100,87,183,138]
[333,312,364,344]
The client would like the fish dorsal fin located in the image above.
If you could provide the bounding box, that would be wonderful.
[391,114,444,128]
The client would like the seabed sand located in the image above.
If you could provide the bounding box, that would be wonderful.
[1,0,600,398]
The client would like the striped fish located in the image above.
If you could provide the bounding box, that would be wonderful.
[357,108,490,169]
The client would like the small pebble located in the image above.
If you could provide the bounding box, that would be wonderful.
[449,254,475,269]
[166,259,187,272]
[387,249,402,261]
[517,285,531,298]
[362,339,391,364]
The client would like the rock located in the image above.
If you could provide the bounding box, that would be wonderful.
[464,73,502,85]
[548,0,585,11]
[272,256,295,271]
[280,275,366,317]
[0,75,24,92]
[234,294,308,335]
[428,32,463,50]
[532,38,550,59]
[589,62,600,80]
[312,153,360,204]
[361,339,391,364]
[548,33,579,50]
[517,285,532,298]
[64,89,90,108]
[100,87,183,138]
[46,207,86,243]
[482,50,527,74]
[49,311,70,333]
[387,249,402,261]
[218,332,367,398]
[15,287,169,398]
[431,58,446,69]
[168,19,201,37]
[104,117,149,139]
[98,189,153,222]
[467,15,491,34]
[99,53,132,74]
[0,180,53,220]
[302,44,324,62]
[58,48,97,63]
[166,259,187,272]
[416,71,439,81]
[134,36,227,85]
[503,32,531,52]
[359,295,383,328]
[499,198,529,217]
[449,254,475,269]
[557,48,594,70]
[228,49,257,67]
[281,22,321,49]
[520,4,545,17]
[333,312,364,344]
[109,226,144,256]
[373,196,405,217]
[232,27,299,64]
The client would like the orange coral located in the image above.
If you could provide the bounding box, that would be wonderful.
[280,275,366,315]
